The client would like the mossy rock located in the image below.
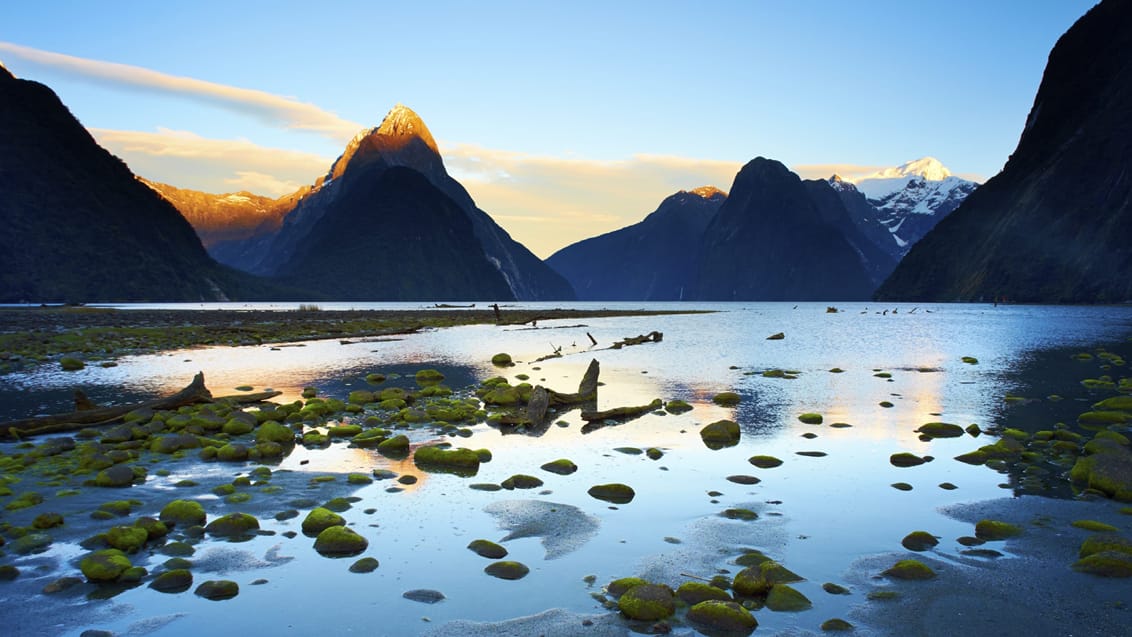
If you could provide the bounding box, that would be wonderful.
[884,559,936,580]
[377,435,410,458]
[12,532,52,555]
[541,459,578,475]
[798,413,823,425]
[32,512,65,529]
[501,474,544,490]
[760,561,803,585]
[749,455,783,468]
[327,424,363,438]
[484,560,529,580]
[646,448,664,460]
[975,519,1022,540]
[314,526,368,556]
[588,483,635,504]
[732,566,771,597]
[1078,411,1130,426]
[916,422,965,439]
[491,353,514,366]
[106,525,149,552]
[352,428,390,448]
[1072,551,1132,577]
[712,392,741,407]
[961,356,978,364]
[664,400,693,414]
[821,618,854,631]
[0,565,19,581]
[347,473,373,485]
[676,581,732,605]
[822,582,850,595]
[94,464,140,487]
[204,512,260,538]
[159,499,206,527]
[80,549,132,582]
[60,357,85,371]
[255,421,295,445]
[195,579,239,600]
[1078,533,1132,558]
[348,390,375,405]
[5,491,45,510]
[890,452,926,468]
[608,576,649,597]
[701,419,741,449]
[415,369,445,384]
[151,434,202,454]
[901,531,940,551]
[687,600,757,634]
[150,569,192,593]
[349,557,380,573]
[216,443,249,462]
[221,418,255,436]
[468,539,508,559]
[767,332,785,340]
[1093,395,1132,411]
[1072,519,1119,532]
[765,583,812,611]
[301,507,346,535]
[722,508,759,521]
[413,446,480,476]
[618,583,675,620]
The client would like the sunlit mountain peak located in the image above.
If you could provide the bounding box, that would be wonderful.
[858,156,952,182]
[376,103,439,154]
[326,104,440,183]
[688,185,727,199]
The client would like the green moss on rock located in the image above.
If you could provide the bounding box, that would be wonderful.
[195,579,239,600]
[883,559,936,580]
[467,539,508,559]
[916,422,965,439]
[501,474,544,490]
[484,560,530,580]
[159,499,206,527]
[890,452,927,467]
[749,455,783,468]
[608,576,648,597]
[798,413,823,425]
[106,525,149,552]
[588,483,635,504]
[413,446,481,476]
[491,353,514,366]
[901,531,940,551]
[313,526,368,556]
[686,600,757,634]
[701,419,741,449]
[765,584,812,611]
[349,556,380,573]
[377,434,410,458]
[540,458,578,475]
[80,549,132,582]
[1072,551,1132,577]
[618,583,675,620]
[150,569,192,593]
[712,392,741,407]
[204,512,260,538]
[821,618,854,631]
[975,519,1022,540]
[664,400,693,414]
[676,581,732,605]
[302,507,345,535]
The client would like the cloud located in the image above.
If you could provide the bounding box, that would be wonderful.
[0,41,362,141]
[91,127,331,197]
[443,144,744,257]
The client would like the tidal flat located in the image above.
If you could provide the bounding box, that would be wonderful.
[0,302,1130,636]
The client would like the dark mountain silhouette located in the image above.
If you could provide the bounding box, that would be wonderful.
[695,158,876,301]
[203,105,574,301]
[801,179,899,287]
[877,0,1132,303]
[0,64,279,302]
[545,186,725,300]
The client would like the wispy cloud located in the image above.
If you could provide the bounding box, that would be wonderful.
[0,41,362,141]
[91,128,331,197]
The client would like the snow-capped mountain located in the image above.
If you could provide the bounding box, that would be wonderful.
[832,157,979,257]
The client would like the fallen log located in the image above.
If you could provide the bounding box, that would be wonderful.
[610,331,662,349]
[0,372,278,440]
[523,359,600,425]
[581,398,663,422]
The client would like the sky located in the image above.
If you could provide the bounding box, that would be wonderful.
[1,0,1096,258]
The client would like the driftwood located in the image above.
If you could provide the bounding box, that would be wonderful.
[0,372,280,440]
[518,359,600,425]
[581,398,663,422]
[610,331,662,349]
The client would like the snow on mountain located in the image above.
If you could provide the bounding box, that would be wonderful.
[833,157,980,258]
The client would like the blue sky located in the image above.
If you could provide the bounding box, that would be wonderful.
[0,1,1095,256]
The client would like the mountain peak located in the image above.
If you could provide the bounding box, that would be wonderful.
[0,61,13,81]
[375,103,439,155]
[326,104,441,183]
[860,157,952,182]
[687,185,727,200]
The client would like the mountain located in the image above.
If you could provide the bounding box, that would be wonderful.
[208,105,574,301]
[141,179,307,269]
[801,178,899,287]
[695,158,877,301]
[546,187,725,300]
[844,157,979,258]
[877,0,1132,303]
[0,64,278,302]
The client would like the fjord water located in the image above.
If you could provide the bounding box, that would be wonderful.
[8,302,1132,636]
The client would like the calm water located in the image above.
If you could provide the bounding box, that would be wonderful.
[3,302,1131,636]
